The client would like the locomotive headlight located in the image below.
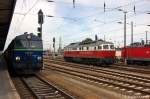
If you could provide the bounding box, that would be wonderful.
[16,56,20,61]
[37,56,42,61]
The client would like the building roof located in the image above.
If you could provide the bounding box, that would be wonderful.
[0,0,16,51]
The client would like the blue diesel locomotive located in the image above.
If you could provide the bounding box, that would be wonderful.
[4,33,43,74]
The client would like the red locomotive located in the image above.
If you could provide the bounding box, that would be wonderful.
[121,42,150,65]
[64,38,116,65]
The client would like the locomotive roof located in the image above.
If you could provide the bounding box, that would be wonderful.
[65,40,113,48]
[15,33,42,41]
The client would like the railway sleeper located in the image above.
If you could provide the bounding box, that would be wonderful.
[34,89,54,92]
[35,91,60,94]
[38,94,63,99]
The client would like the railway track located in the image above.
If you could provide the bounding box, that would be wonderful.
[111,64,150,74]
[44,59,150,98]
[12,75,74,99]
[44,57,150,75]
[45,59,150,81]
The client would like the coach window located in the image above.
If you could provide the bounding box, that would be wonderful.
[103,45,109,49]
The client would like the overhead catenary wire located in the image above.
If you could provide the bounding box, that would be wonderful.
[10,0,150,48]
[13,0,41,34]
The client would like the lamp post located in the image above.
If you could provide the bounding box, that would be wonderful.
[124,11,127,51]
[147,13,150,44]
[131,21,133,45]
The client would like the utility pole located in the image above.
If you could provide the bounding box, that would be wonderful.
[124,11,127,64]
[146,31,148,44]
[131,21,133,45]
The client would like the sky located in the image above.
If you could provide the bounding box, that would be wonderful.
[5,0,150,50]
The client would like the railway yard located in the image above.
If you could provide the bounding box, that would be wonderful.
[1,0,150,99]
[9,55,150,99]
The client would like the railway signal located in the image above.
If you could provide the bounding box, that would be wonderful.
[38,9,44,39]
[53,37,55,52]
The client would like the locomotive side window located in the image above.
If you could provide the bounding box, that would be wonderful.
[94,46,96,50]
[79,47,81,50]
[86,47,89,50]
[103,45,109,49]
[98,46,102,50]
[72,48,77,50]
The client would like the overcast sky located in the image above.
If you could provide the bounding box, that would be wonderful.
[5,0,150,50]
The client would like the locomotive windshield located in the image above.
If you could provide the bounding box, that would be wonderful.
[30,41,42,49]
[15,40,42,49]
[15,40,28,49]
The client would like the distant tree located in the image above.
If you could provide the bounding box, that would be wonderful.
[80,38,93,44]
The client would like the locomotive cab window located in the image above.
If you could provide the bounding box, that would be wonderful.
[15,40,28,49]
[110,45,114,49]
[30,41,42,49]
[103,45,109,49]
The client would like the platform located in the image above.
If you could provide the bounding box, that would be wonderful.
[0,55,20,99]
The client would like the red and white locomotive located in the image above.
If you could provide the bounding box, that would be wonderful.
[64,38,116,65]
[121,42,150,65]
